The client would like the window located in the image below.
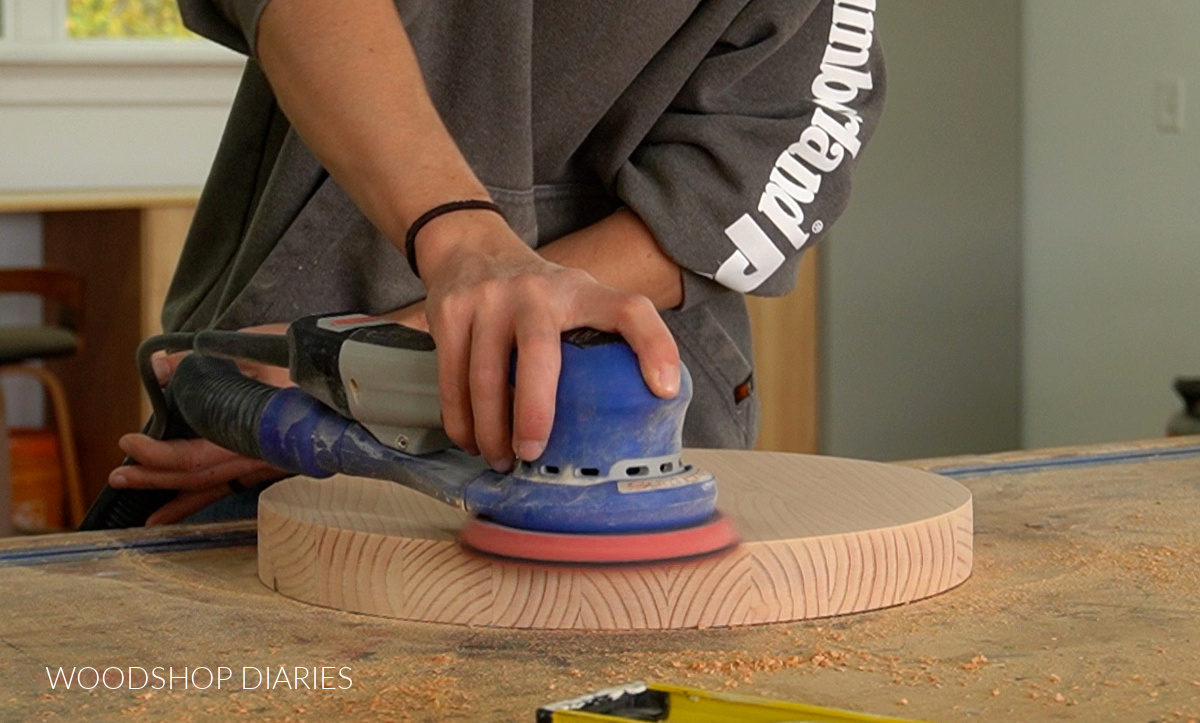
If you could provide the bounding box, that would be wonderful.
[66,0,194,40]
[0,0,237,63]
[0,0,243,194]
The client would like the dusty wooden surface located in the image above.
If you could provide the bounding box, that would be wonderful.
[2,439,1200,722]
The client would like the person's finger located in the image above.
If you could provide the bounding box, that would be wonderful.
[234,359,294,387]
[151,352,171,386]
[432,302,478,456]
[583,289,680,398]
[469,310,514,471]
[240,467,290,487]
[117,434,243,472]
[240,323,289,335]
[109,456,274,492]
[150,351,191,387]
[510,319,562,463]
[145,487,230,526]
[381,301,429,332]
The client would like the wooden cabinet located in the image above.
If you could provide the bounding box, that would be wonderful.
[0,189,195,505]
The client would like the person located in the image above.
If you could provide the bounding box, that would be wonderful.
[107,0,885,524]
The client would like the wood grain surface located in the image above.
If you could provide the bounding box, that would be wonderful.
[257,449,973,630]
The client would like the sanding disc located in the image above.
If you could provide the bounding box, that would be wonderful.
[460,513,738,564]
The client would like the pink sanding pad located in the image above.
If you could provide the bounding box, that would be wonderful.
[460,513,738,564]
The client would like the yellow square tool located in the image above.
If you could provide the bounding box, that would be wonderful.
[538,682,933,723]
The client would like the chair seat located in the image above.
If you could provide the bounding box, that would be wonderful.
[0,327,79,366]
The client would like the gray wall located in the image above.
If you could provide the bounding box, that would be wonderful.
[821,0,1023,460]
[1022,1,1200,447]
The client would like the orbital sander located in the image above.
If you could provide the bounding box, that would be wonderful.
[80,313,737,564]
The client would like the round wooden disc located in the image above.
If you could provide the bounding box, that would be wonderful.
[257,449,973,630]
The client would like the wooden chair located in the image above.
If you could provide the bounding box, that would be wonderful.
[0,269,85,530]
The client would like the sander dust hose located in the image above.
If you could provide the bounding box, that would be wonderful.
[167,355,276,462]
[79,333,290,531]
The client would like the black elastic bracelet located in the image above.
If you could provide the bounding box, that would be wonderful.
[404,199,505,278]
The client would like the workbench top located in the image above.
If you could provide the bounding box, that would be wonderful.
[3,439,1199,722]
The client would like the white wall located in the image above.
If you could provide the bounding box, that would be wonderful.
[1023,2,1200,447]
[0,36,239,427]
[822,0,1023,460]
[0,2,241,191]
[0,60,240,192]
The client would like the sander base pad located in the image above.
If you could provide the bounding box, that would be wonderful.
[460,513,738,564]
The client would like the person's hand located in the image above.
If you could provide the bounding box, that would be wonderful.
[252,0,682,473]
[415,210,681,472]
[382,301,429,332]
[108,334,290,526]
[109,433,284,526]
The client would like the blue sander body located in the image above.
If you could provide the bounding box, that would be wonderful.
[81,314,737,563]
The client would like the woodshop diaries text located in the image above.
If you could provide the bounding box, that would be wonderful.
[45,666,353,691]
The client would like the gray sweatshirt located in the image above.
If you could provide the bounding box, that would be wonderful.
[169,0,885,448]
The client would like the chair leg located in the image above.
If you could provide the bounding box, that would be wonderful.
[0,365,86,529]
[0,381,12,537]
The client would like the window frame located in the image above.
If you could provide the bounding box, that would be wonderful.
[0,0,241,66]
[0,0,243,194]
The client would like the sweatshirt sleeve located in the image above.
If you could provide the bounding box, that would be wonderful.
[612,0,885,307]
[177,0,272,55]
